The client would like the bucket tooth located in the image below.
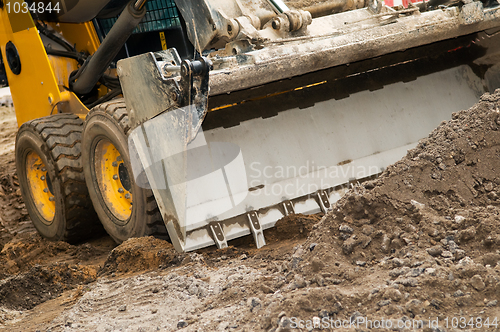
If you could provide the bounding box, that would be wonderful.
[282,200,295,215]
[247,211,266,249]
[209,222,228,249]
[316,191,331,213]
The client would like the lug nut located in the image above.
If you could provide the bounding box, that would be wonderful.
[113,174,119,180]
[42,168,46,172]
[41,176,45,181]
[43,188,49,193]
[112,161,118,167]
[49,196,55,202]
[118,188,124,194]
[125,193,131,199]
[117,156,123,162]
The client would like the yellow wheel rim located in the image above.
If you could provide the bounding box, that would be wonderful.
[26,151,55,223]
[94,140,133,221]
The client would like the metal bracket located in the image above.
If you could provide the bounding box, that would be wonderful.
[247,211,266,248]
[282,200,295,215]
[180,58,211,116]
[316,191,331,213]
[209,222,228,249]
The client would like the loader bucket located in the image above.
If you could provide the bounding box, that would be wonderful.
[118,3,500,252]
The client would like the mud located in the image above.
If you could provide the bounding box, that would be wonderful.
[1,91,500,331]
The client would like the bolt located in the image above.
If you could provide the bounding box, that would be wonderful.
[116,156,123,162]
[112,161,118,167]
[41,176,45,181]
[49,196,55,202]
[113,174,118,180]
[272,18,281,30]
[170,91,178,102]
[118,188,124,194]
[125,193,131,199]
[43,188,49,193]
[42,168,46,172]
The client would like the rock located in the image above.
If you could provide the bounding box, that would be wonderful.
[318,309,329,318]
[261,284,274,294]
[177,320,188,329]
[276,316,292,332]
[187,284,198,296]
[486,300,498,307]
[342,235,358,255]
[118,305,127,312]
[427,246,443,257]
[458,226,476,243]
[377,299,391,307]
[309,243,317,251]
[384,288,403,302]
[470,275,485,291]
[278,311,287,319]
[291,257,302,269]
[457,256,474,266]
[248,297,262,310]
[361,225,375,235]
[448,240,458,253]
[339,225,354,233]
[425,268,437,276]
[350,311,362,322]
[355,260,366,267]
[454,215,465,224]
[391,258,410,267]
[381,234,391,253]
[453,290,464,297]
[389,267,410,278]
[430,299,441,309]
[405,299,422,314]
[293,275,307,289]
[407,268,424,277]
[359,235,372,249]
[454,249,466,261]
[441,251,453,258]
[396,278,418,287]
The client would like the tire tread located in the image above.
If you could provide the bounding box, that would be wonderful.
[18,114,98,242]
[87,99,168,239]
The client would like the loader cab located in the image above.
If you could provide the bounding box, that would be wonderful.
[33,0,194,59]
[94,0,194,60]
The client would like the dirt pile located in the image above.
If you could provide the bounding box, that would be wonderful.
[265,90,500,329]
[0,263,97,311]
[99,236,182,276]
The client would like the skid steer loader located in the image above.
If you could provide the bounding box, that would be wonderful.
[1,0,500,252]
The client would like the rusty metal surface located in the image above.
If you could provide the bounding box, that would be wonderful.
[207,4,500,96]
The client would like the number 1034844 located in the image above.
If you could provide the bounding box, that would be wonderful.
[6,2,61,14]
[443,317,498,329]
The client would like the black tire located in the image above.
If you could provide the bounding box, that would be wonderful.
[82,99,168,243]
[15,114,99,243]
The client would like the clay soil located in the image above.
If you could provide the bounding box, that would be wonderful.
[1,90,500,331]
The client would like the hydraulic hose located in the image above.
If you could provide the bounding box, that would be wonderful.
[71,1,146,95]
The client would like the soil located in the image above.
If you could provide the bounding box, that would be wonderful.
[1,90,500,331]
